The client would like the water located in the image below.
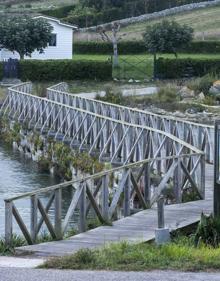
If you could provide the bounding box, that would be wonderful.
[0,141,65,236]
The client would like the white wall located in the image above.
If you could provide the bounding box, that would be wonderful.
[0,19,73,61]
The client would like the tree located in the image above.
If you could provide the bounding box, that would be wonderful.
[97,22,125,67]
[0,16,53,59]
[143,20,193,78]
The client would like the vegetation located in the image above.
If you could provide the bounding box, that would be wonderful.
[96,86,124,104]
[74,40,220,55]
[0,16,53,59]
[41,0,211,28]
[18,60,112,81]
[42,236,220,271]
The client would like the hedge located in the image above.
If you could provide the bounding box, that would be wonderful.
[74,41,220,55]
[18,60,112,81]
[41,5,76,18]
[156,58,220,79]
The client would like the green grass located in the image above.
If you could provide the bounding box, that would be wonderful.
[119,5,220,41]
[42,238,220,271]
[73,54,220,80]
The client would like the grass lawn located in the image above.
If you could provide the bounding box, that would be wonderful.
[73,54,220,80]
[42,238,220,271]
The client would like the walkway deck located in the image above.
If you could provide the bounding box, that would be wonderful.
[16,164,214,258]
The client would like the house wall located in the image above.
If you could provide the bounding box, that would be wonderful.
[0,19,73,61]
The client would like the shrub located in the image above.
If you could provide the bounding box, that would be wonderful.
[187,74,218,95]
[96,86,124,104]
[194,213,220,248]
[157,85,178,103]
[156,58,220,79]
[18,60,112,81]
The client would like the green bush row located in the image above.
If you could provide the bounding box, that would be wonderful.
[18,60,112,81]
[156,58,220,79]
[0,60,112,81]
[74,41,220,55]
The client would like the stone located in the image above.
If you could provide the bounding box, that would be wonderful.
[198,92,205,100]
[128,79,134,83]
[155,228,170,245]
[178,86,195,99]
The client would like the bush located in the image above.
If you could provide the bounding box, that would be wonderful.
[74,41,220,55]
[187,74,217,95]
[157,85,178,103]
[96,86,124,104]
[18,60,112,81]
[41,5,76,18]
[156,58,220,79]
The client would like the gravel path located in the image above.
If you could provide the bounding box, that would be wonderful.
[0,269,220,281]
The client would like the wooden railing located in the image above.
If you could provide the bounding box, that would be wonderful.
[0,83,206,245]
[47,83,214,162]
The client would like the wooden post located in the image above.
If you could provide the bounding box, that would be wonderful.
[174,160,182,203]
[200,155,205,199]
[79,183,86,233]
[214,120,220,217]
[30,195,38,243]
[124,169,131,217]
[102,175,109,221]
[55,189,62,239]
[157,197,164,229]
[144,163,151,205]
[5,200,13,246]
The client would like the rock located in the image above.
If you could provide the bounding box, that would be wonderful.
[128,79,134,83]
[209,80,220,96]
[198,92,205,101]
[178,86,195,99]
[135,80,141,83]
[172,111,185,118]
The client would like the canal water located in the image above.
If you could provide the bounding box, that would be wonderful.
[0,141,75,236]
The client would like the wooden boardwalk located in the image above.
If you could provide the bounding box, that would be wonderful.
[16,164,213,258]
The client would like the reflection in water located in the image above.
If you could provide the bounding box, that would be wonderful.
[0,142,77,235]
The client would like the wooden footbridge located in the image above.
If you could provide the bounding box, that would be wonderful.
[0,82,214,257]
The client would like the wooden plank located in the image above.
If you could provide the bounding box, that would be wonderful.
[101,175,109,220]
[12,203,33,245]
[5,201,13,246]
[55,189,62,240]
[79,184,86,233]
[30,195,38,243]
[37,199,57,240]
[130,172,148,209]
[180,161,202,199]
[85,184,106,224]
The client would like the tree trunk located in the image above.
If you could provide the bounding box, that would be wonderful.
[113,41,119,67]
[20,53,24,60]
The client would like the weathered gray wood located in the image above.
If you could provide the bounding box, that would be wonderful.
[130,172,148,209]
[157,197,165,229]
[86,179,102,216]
[144,163,151,205]
[79,184,86,233]
[37,199,57,239]
[55,189,62,240]
[63,185,83,233]
[180,161,202,199]
[5,201,13,246]
[30,195,38,243]
[101,175,109,220]
[37,193,55,234]
[12,203,33,245]
[124,169,131,217]
[174,160,182,203]
[85,183,106,224]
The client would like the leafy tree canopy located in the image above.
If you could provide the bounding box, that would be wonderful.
[0,16,53,59]
[143,20,193,57]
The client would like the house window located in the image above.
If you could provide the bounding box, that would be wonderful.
[49,34,57,47]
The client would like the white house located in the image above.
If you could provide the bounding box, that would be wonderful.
[0,16,77,61]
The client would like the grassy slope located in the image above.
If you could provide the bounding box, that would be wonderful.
[75,5,220,42]
[120,5,220,41]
